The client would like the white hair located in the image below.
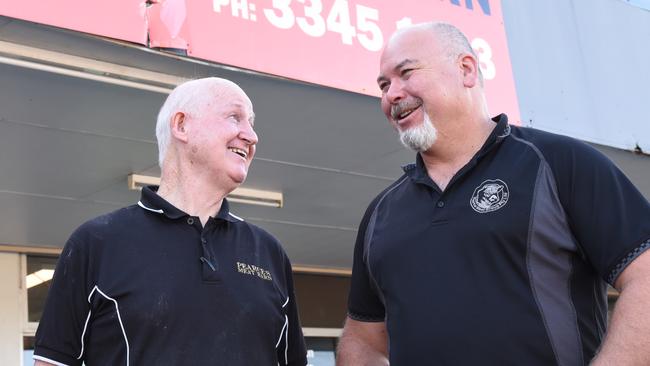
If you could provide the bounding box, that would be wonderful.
[399,112,437,152]
[155,77,242,168]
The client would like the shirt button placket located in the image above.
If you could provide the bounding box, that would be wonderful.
[199,237,217,272]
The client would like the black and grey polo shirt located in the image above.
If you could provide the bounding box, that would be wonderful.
[348,114,650,365]
[34,186,307,366]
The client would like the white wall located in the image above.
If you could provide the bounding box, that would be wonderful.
[502,0,650,152]
[0,252,23,366]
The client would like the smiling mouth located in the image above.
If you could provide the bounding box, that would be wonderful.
[395,107,418,121]
[228,147,248,159]
[391,101,422,123]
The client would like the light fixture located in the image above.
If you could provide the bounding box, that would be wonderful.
[26,269,55,289]
[128,174,283,208]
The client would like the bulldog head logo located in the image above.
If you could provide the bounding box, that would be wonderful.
[470,179,509,213]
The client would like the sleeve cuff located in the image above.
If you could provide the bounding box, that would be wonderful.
[348,311,385,322]
[606,238,650,285]
[34,345,82,366]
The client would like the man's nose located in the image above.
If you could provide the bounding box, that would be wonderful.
[385,79,406,104]
[240,122,258,145]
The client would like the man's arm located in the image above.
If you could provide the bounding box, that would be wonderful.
[336,317,389,366]
[591,249,650,365]
[34,361,54,366]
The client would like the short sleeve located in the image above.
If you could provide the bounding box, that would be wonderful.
[347,200,386,322]
[548,139,650,285]
[34,232,92,366]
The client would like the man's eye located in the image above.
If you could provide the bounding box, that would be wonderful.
[378,82,389,92]
[401,68,413,77]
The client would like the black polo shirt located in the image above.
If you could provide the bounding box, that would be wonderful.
[348,114,650,365]
[34,187,307,366]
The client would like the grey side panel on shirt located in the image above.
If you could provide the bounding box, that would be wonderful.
[527,160,584,366]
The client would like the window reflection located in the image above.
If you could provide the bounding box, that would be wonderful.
[306,337,337,366]
[26,255,58,323]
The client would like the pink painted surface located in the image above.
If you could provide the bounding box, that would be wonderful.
[0,0,148,44]
[172,0,520,122]
[148,0,189,49]
[1,0,519,122]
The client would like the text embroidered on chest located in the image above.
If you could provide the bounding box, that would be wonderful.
[236,262,273,281]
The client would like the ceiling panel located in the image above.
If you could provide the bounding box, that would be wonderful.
[0,117,158,198]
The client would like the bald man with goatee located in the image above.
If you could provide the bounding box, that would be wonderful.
[338,22,650,366]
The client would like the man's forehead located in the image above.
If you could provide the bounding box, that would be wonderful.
[381,32,426,65]
[215,87,253,109]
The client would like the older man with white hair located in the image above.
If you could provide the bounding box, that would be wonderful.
[33,78,307,366]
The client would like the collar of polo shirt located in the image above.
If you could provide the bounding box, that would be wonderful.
[138,186,242,223]
[402,114,511,186]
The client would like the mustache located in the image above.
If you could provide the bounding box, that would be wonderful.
[390,98,423,119]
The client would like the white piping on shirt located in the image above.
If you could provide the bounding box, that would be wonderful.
[275,296,291,365]
[33,355,70,366]
[77,309,93,359]
[137,201,164,214]
[275,316,288,348]
[284,314,289,365]
[87,286,130,366]
[228,212,244,221]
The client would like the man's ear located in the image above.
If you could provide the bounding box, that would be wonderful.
[460,54,480,88]
[170,112,189,143]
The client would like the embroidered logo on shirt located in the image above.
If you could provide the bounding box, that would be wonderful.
[236,262,273,281]
[470,179,510,213]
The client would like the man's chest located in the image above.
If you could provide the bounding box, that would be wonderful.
[87,234,288,339]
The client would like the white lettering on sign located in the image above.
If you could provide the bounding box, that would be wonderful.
[472,37,496,80]
[213,0,498,80]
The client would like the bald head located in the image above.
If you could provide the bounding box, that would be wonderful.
[387,22,483,85]
[155,77,253,167]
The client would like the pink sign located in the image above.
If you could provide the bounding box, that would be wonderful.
[148,0,519,122]
[1,0,519,121]
[0,0,148,44]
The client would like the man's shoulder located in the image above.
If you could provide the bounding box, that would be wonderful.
[232,216,287,251]
[509,125,606,166]
[69,204,141,244]
[363,173,411,215]
[511,125,585,151]
[508,126,626,197]
[236,218,276,240]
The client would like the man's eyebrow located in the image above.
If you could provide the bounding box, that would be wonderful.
[395,58,417,71]
[377,58,418,84]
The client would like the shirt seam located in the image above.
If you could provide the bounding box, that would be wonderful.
[363,175,410,306]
